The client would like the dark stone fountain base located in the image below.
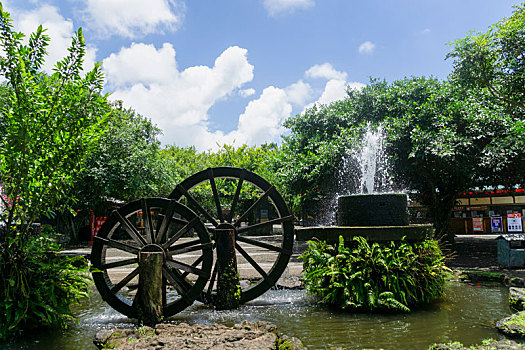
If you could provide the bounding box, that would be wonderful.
[295,224,432,244]
[297,193,432,244]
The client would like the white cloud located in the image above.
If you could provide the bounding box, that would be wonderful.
[105,45,256,150]
[421,28,431,34]
[80,0,184,39]
[104,43,178,87]
[314,79,347,105]
[347,81,366,91]
[263,0,314,16]
[305,63,347,81]
[303,79,365,111]
[239,88,256,97]
[9,4,97,74]
[228,87,291,145]
[285,80,312,106]
[358,41,376,55]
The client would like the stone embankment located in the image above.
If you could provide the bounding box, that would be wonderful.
[93,320,306,350]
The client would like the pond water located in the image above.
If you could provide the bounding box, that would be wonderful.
[3,282,520,350]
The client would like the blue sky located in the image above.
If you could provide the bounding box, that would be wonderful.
[3,0,521,150]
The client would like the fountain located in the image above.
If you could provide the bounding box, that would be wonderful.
[296,123,432,244]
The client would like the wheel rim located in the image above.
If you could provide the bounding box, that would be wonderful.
[168,167,294,303]
[91,198,213,318]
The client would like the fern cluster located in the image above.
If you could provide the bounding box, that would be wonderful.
[300,236,446,312]
[0,228,91,339]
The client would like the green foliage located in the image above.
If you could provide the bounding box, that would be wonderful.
[0,229,91,339]
[384,81,525,236]
[74,101,165,213]
[0,5,104,338]
[160,143,278,222]
[300,236,446,312]
[276,77,441,219]
[0,4,108,243]
[447,2,525,111]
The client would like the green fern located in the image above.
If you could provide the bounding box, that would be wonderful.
[300,235,446,312]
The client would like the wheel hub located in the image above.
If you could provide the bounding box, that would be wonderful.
[139,244,166,262]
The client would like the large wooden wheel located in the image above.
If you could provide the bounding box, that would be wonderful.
[168,167,294,303]
[91,198,213,318]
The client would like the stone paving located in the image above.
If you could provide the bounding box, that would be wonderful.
[64,233,525,290]
[447,234,525,279]
[63,235,306,288]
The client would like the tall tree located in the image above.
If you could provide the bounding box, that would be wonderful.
[385,83,525,237]
[74,102,166,214]
[447,2,525,111]
[276,77,440,218]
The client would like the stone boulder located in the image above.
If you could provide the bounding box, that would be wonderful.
[93,320,306,350]
[430,339,525,349]
[496,311,525,338]
[510,287,525,311]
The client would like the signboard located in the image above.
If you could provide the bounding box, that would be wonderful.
[491,216,503,233]
[472,217,484,232]
[507,213,523,233]
[260,209,269,222]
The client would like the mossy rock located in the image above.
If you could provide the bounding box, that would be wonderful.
[510,287,525,311]
[496,311,525,338]
[465,270,505,283]
[509,277,525,288]
[429,339,524,349]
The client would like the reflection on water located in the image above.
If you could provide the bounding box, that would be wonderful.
[2,282,519,350]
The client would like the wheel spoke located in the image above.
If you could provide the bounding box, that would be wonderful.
[162,217,200,250]
[237,215,294,234]
[155,200,177,244]
[141,198,154,244]
[176,184,219,227]
[181,254,204,279]
[102,257,138,270]
[208,168,224,223]
[228,169,245,223]
[234,186,274,227]
[206,263,219,300]
[110,267,139,293]
[95,236,140,255]
[235,242,269,280]
[236,236,285,254]
[168,240,212,255]
[114,210,147,247]
[166,258,210,278]
[162,267,194,305]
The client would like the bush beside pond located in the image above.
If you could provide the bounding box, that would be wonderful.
[300,236,446,312]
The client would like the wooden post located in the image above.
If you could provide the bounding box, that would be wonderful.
[214,228,241,310]
[137,248,164,325]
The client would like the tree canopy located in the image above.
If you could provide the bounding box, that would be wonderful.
[0,5,106,338]
[447,3,525,111]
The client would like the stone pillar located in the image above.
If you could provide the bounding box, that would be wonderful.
[137,247,164,325]
[214,228,241,310]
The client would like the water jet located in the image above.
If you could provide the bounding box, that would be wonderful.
[297,123,432,244]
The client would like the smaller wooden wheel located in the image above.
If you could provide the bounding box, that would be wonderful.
[169,167,295,304]
[91,198,213,318]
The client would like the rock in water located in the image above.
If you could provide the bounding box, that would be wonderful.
[510,287,525,311]
[496,311,525,338]
[93,320,306,350]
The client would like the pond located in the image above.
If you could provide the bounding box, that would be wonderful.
[3,282,520,350]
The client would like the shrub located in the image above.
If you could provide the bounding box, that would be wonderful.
[0,229,91,340]
[300,236,446,312]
